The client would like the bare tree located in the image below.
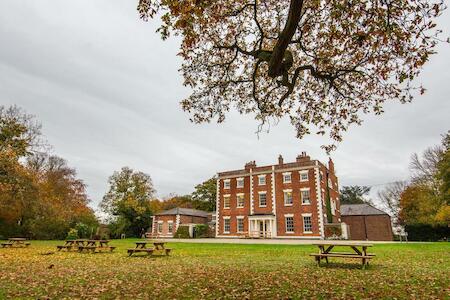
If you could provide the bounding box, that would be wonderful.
[0,105,46,157]
[410,145,444,193]
[377,181,408,229]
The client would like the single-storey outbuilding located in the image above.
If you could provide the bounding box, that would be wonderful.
[151,208,209,238]
[341,204,393,241]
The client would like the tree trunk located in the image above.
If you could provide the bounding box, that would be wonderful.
[268,0,303,77]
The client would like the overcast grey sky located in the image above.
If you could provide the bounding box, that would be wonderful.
[1,1,449,209]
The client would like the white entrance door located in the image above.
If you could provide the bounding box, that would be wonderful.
[258,220,271,238]
[259,221,265,238]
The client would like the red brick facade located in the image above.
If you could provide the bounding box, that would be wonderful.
[152,208,209,237]
[216,153,340,239]
[342,215,393,241]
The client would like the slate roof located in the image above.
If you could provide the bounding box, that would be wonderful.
[155,207,209,218]
[340,204,389,216]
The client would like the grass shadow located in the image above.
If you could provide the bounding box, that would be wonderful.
[315,261,379,270]
[126,254,171,259]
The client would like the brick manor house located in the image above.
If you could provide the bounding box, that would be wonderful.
[216,153,340,239]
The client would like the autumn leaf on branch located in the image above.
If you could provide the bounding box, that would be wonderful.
[138,0,447,151]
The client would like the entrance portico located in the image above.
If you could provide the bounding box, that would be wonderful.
[248,215,276,238]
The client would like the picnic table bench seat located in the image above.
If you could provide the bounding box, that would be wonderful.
[78,245,97,253]
[56,245,73,251]
[127,248,155,256]
[311,252,376,257]
[1,241,30,248]
[310,253,374,259]
[311,242,375,269]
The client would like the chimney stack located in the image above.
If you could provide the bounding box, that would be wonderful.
[245,160,256,170]
[328,157,335,174]
[296,152,310,162]
[278,155,284,165]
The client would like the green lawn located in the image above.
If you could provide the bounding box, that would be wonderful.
[0,240,448,299]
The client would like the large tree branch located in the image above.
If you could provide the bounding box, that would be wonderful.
[268,0,304,77]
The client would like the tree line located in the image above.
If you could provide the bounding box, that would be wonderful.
[2,105,446,240]
[0,106,97,239]
[0,105,217,239]
[100,169,216,238]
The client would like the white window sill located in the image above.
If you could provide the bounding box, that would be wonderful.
[237,206,244,208]
[303,231,313,234]
[284,203,293,206]
[223,207,230,209]
[283,181,292,184]
[223,231,230,234]
[259,205,267,208]
[301,202,311,205]
[285,231,295,234]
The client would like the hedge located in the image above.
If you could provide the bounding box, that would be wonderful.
[405,224,449,241]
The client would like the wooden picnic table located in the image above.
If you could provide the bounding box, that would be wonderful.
[78,240,115,253]
[127,240,172,256]
[310,241,375,269]
[57,239,115,253]
[56,240,76,251]
[1,238,30,248]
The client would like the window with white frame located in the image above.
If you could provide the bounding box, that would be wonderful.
[168,221,173,233]
[328,178,332,187]
[223,195,230,208]
[303,215,312,232]
[300,171,309,181]
[237,218,244,232]
[301,189,311,204]
[284,190,293,206]
[258,175,266,185]
[224,179,230,189]
[259,192,267,207]
[237,194,245,207]
[285,216,294,232]
[157,222,163,233]
[237,177,244,188]
[283,172,292,183]
[224,218,231,233]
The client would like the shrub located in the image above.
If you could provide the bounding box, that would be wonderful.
[174,226,190,238]
[75,222,91,239]
[194,224,208,238]
[66,228,79,240]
